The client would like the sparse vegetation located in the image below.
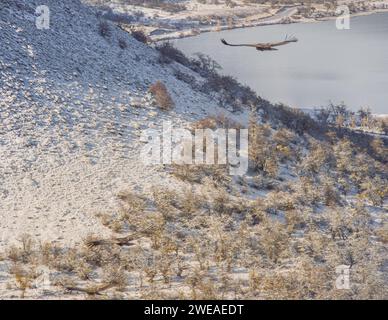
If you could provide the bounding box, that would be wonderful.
[2,38,386,302]
[2,133,385,299]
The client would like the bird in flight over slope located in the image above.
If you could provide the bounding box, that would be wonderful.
[221,35,298,52]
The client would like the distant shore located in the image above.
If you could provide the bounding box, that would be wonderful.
[149,7,388,42]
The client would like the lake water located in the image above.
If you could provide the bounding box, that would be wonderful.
[175,13,388,114]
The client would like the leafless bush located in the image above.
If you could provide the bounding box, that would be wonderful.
[131,29,149,44]
[98,20,111,38]
[7,235,35,264]
[156,42,191,66]
[9,264,39,298]
[118,38,128,49]
[174,70,197,88]
[192,114,242,130]
[172,164,230,188]
[149,81,174,110]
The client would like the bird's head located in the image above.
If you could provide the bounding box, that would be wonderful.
[285,34,298,42]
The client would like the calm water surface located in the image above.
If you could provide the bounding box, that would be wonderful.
[175,13,388,114]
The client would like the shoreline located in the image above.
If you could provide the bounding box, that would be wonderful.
[150,8,388,42]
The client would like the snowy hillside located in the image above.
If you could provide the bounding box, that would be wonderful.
[0,0,386,300]
[0,0,235,248]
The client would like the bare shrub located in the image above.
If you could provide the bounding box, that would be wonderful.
[174,70,197,88]
[257,220,290,264]
[376,222,388,244]
[300,140,334,176]
[156,42,191,65]
[359,176,387,206]
[98,20,111,38]
[179,188,202,218]
[10,264,39,298]
[249,121,279,177]
[7,235,35,264]
[192,114,242,130]
[118,38,128,49]
[102,266,128,291]
[265,191,296,212]
[117,190,146,221]
[131,28,149,44]
[152,188,178,222]
[149,81,174,110]
[172,164,230,187]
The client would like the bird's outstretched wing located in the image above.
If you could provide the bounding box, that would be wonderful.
[221,39,257,47]
[268,35,298,47]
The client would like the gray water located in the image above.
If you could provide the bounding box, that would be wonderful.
[175,13,388,114]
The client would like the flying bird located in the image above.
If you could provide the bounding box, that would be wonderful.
[221,35,298,52]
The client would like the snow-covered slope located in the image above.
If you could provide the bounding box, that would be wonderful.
[0,0,236,248]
